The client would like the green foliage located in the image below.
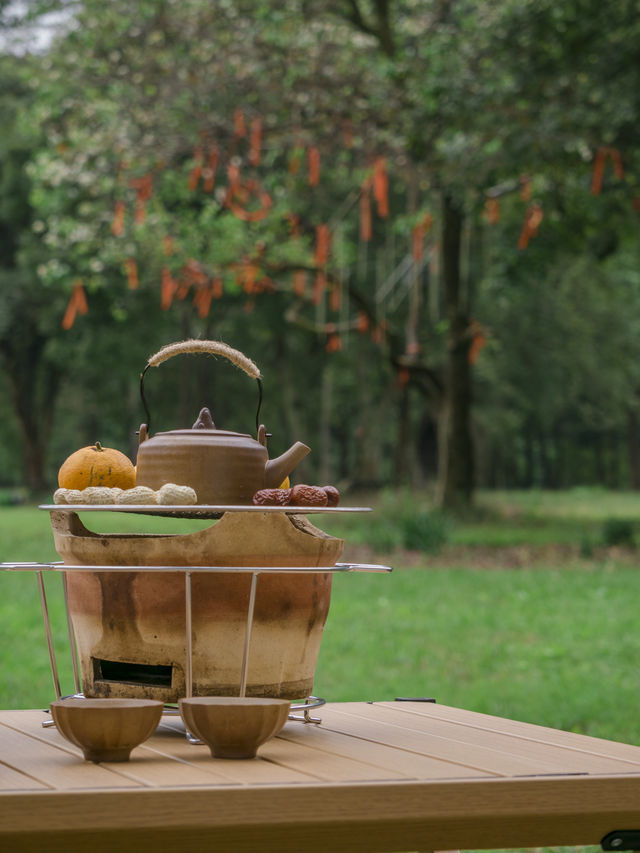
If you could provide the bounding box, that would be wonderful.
[1,0,640,498]
[601,518,636,548]
[336,490,452,553]
[401,509,451,552]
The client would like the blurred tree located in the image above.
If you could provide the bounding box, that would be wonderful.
[1,0,639,502]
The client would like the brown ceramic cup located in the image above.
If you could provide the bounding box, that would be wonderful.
[50,697,163,762]
[179,696,291,759]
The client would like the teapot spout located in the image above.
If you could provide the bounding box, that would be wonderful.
[264,442,310,489]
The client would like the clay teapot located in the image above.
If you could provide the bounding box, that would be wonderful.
[134,340,310,505]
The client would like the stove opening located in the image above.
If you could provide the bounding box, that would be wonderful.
[94,658,173,687]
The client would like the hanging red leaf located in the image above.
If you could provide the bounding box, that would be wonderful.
[590,147,607,195]
[355,312,370,333]
[161,266,176,310]
[227,163,240,193]
[293,269,307,296]
[307,146,320,186]
[125,257,139,290]
[203,146,219,193]
[234,109,246,138]
[61,296,77,330]
[411,225,424,261]
[288,148,302,175]
[175,280,190,300]
[421,213,434,235]
[74,282,88,315]
[242,263,259,294]
[188,169,202,192]
[182,258,207,285]
[111,200,125,236]
[187,145,204,191]
[61,281,88,330]
[589,146,623,195]
[315,224,331,266]
[162,235,174,256]
[212,276,223,299]
[129,174,153,224]
[373,157,389,218]
[312,271,326,305]
[396,367,410,387]
[468,321,487,365]
[411,213,433,261]
[609,147,625,179]
[326,332,342,353]
[134,199,146,225]
[329,284,341,312]
[485,198,500,224]
[519,174,532,202]
[517,203,543,250]
[360,178,372,242]
[286,212,301,239]
[193,283,213,318]
[249,117,262,166]
[129,174,153,199]
[633,195,640,213]
[225,169,272,222]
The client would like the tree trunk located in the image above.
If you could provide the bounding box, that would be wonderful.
[627,408,640,489]
[1,334,60,493]
[438,193,474,509]
[319,362,333,484]
[394,382,410,486]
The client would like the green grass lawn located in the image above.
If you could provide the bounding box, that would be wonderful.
[1,492,639,747]
[1,494,634,853]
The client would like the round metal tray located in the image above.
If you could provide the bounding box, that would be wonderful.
[40,504,371,520]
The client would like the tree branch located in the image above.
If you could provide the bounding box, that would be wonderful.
[337,0,395,57]
[343,0,377,38]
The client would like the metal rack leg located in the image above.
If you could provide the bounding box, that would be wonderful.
[239,572,258,698]
[185,571,193,699]
[183,571,202,744]
[62,573,81,695]
[37,571,61,701]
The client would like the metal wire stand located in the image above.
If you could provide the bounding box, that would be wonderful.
[2,560,391,737]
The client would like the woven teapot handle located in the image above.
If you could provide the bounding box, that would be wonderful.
[140,339,263,436]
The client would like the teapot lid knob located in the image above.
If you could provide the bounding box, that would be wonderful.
[193,407,216,430]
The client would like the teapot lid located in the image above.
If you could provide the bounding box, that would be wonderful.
[152,408,254,441]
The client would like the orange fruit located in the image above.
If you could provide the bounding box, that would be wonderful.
[58,442,136,490]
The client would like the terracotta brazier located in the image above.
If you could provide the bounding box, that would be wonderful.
[53,511,343,703]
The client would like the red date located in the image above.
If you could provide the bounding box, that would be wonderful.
[290,485,328,506]
[252,488,292,506]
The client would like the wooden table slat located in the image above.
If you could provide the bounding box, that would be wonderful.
[0,719,142,789]
[278,718,493,780]
[0,761,50,791]
[317,705,571,776]
[378,700,640,760]
[325,702,640,774]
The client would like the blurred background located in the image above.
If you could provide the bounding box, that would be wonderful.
[2,3,640,763]
[1,0,639,507]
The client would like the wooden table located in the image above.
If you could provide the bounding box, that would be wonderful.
[2,700,640,853]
